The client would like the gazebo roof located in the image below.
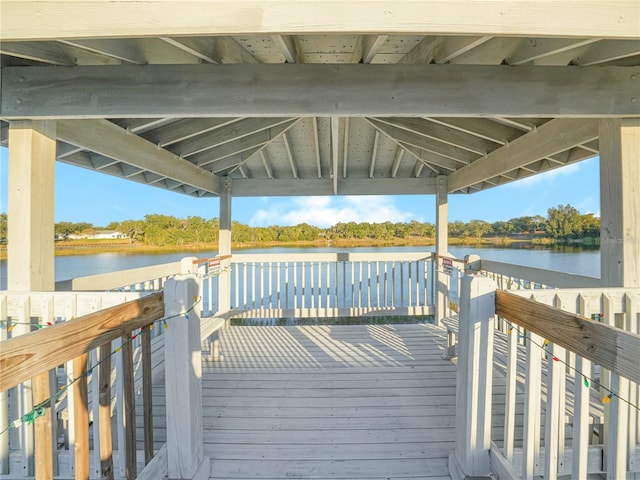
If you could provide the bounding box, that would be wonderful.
[1,1,639,198]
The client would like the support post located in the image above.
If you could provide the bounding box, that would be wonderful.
[218,177,232,315]
[164,276,209,479]
[598,118,638,480]
[7,120,56,290]
[599,119,640,288]
[449,274,496,480]
[435,175,449,325]
[7,120,57,479]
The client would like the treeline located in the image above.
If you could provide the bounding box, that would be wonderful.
[35,204,601,247]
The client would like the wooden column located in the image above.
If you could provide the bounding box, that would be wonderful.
[7,120,56,291]
[599,119,640,288]
[164,276,208,479]
[449,274,496,480]
[7,120,57,479]
[218,177,232,314]
[435,175,448,325]
[598,118,638,480]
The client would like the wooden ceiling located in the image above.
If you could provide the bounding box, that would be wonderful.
[1,1,639,198]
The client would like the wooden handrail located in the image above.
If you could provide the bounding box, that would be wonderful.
[192,254,232,265]
[495,290,640,384]
[0,292,164,391]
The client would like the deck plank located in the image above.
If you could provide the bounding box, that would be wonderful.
[204,324,455,479]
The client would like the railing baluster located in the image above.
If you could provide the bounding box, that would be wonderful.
[99,342,114,480]
[0,296,8,475]
[251,262,257,309]
[503,324,518,463]
[89,349,101,479]
[114,337,126,478]
[276,262,281,309]
[626,293,639,473]
[73,354,90,480]
[142,326,154,465]
[523,331,542,479]
[366,262,371,308]
[391,262,396,308]
[545,342,566,480]
[121,336,137,480]
[16,296,34,477]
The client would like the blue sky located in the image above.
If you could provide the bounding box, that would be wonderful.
[0,146,600,227]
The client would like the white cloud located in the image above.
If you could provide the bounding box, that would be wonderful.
[506,162,582,188]
[249,196,415,227]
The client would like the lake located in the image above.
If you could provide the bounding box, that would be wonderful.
[0,244,600,289]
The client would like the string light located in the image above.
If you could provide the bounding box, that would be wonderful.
[500,317,639,411]
[0,295,201,435]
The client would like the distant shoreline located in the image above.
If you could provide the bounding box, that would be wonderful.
[0,236,597,260]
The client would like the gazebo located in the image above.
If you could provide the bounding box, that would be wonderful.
[1,2,639,479]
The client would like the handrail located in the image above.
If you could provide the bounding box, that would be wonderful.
[230,251,434,263]
[0,292,163,391]
[192,254,232,265]
[478,258,600,288]
[495,289,640,384]
[55,262,181,291]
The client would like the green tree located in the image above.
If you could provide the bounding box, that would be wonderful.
[0,213,7,244]
[579,213,600,238]
[545,204,582,240]
[464,219,492,238]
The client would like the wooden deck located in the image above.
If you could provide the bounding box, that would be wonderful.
[136,322,533,479]
[201,323,456,480]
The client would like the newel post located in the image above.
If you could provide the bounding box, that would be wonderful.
[164,276,209,479]
[449,274,496,480]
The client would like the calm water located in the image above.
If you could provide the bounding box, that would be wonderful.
[0,244,600,289]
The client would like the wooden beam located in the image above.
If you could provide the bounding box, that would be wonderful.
[232,178,437,196]
[194,120,299,167]
[448,118,599,192]
[366,118,478,163]
[377,117,500,154]
[0,41,76,65]
[172,117,294,157]
[3,64,639,118]
[495,290,640,384]
[59,39,147,64]
[362,35,389,63]
[271,35,298,63]
[0,293,164,392]
[507,38,598,65]
[3,1,638,40]
[56,119,220,194]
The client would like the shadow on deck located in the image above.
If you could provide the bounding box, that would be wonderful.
[139,322,536,479]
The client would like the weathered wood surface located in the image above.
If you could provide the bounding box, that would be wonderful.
[4,64,639,119]
[0,292,164,391]
[200,324,457,479]
[495,290,640,384]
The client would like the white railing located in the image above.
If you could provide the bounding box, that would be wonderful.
[0,291,158,478]
[223,252,436,318]
[491,287,640,479]
[475,257,601,290]
[55,261,182,292]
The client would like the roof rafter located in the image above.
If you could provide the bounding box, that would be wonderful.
[193,119,300,167]
[56,119,221,195]
[448,118,599,192]
[173,117,295,158]
[366,118,477,164]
